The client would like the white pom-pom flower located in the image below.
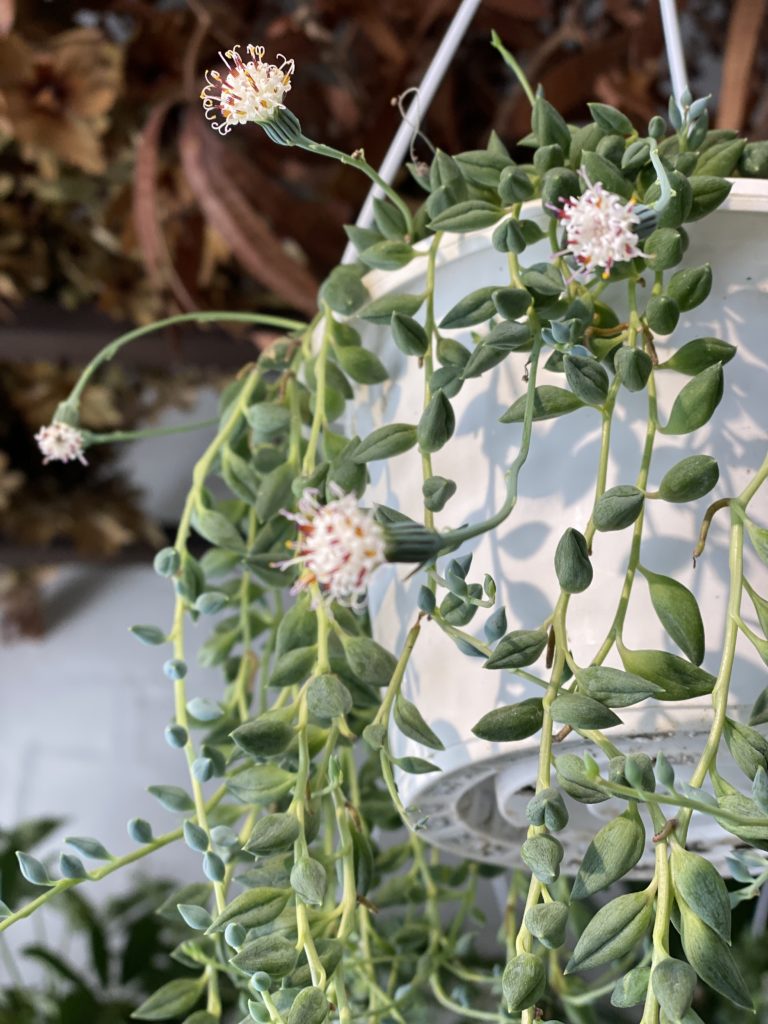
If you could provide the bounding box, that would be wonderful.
[201,44,294,135]
[557,176,642,279]
[35,422,88,466]
[276,486,386,608]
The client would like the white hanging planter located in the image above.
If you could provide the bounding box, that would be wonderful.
[349,178,768,873]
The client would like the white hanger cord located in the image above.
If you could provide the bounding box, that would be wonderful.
[659,0,689,102]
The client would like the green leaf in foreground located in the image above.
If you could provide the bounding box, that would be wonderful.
[394,693,445,750]
[565,892,652,973]
[472,699,543,742]
[571,811,645,899]
[500,385,587,423]
[502,952,546,1012]
[661,363,723,435]
[639,565,705,665]
[670,845,731,943]
[485,629,548,669]
[657,454,720,502]
[131,977,205,1020]
[618,646,715,701]
[679,897,751,1009]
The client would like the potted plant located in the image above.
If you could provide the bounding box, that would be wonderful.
[5,33,768,1024]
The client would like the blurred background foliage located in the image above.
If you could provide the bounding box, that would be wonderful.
[0,0,766,635]
[0,818,240,1023]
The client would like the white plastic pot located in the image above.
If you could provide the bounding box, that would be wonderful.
[351,178,768,873]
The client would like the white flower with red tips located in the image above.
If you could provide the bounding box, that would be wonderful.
[276,486,386,608]
[35,422,88,466]
[557,177,642,280]
[201,44,294,135]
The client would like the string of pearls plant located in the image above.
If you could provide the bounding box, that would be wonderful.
[8,33,768,1024]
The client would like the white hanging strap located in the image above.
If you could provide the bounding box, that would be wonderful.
[659,0,689,102]
[341,0,483,263]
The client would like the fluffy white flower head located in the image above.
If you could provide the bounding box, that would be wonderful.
[35,422,88,466]
[201,44,294,135]
[276,486,385,608]
[558,177,642,279]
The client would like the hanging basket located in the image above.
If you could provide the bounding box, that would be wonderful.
[350,178,768,873]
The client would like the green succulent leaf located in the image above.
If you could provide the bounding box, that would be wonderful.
[577,665,661,707]
[618,646,715,701]
[657,337,736,376]
[245,813,301,855]
[230,935,300,978]
[670,845,731,943]
[500,385,587,423]
[502,952,547,1013]
[723,717,768,781]
[231,712,295,757]
[319,265,369,315]
[290,856,327,906]
[566,892,652,973]
[493,287,531,320]
[307,674,354,720]
[353,424,417,462]
[588,102,634,135]
[666,264,713,312]
[564,353,610,405]
[439,287,497,329]
[611,965,651,1008]
[678,897,751,1010]
[532,94,571,152]
[686,176,732,221]
[428,200,505,233]
[657,455,720,502]
[226,765,296,805]
[582,150,633,199]
[343,636,398,687]
[571,811,645,899]
[521,834,564,884]
[484,629,548,669]
[639,565,705,665]
[471,699,544,742]
[550,693,621,730]
[390,312,428,356]
[593,485,645,531]
[358,240,416,271]
[652,958,697,1022]
[554,527,593,593]
[646,294,680,334]
[615,347,653,391]
[417,390,455,453]
[661,363,724,434]
[524,900,569,949]
[394,693,445,750]
[357,293,424,324]
[130,977,205,1020]
[287,987,330,1024]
